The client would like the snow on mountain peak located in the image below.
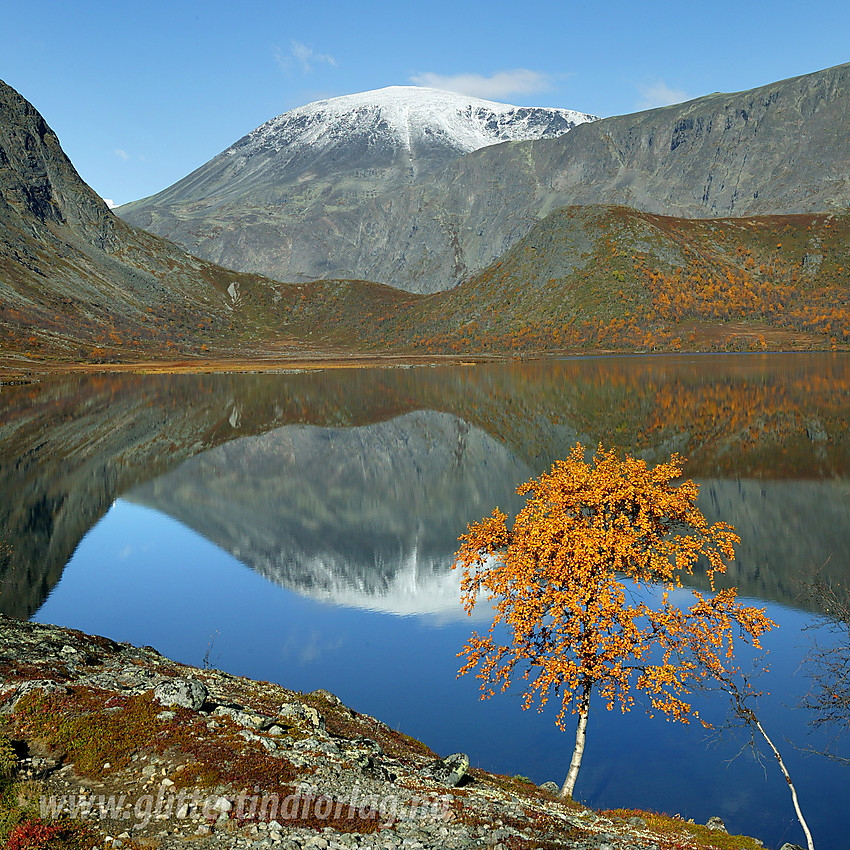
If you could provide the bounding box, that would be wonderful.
[227,86,598,161]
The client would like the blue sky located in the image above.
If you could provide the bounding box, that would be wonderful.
[3,0,848,206]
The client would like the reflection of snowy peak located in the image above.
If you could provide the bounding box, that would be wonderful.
[231,86,597,161]
[127,411,531,617]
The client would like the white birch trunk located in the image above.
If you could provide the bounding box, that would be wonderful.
[752,715,815,850]
[560,683,591,798]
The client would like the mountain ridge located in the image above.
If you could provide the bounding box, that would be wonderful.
[118,62,850,293]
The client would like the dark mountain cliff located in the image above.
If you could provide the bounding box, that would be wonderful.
[0,79,326,361]
[0,81,118,251]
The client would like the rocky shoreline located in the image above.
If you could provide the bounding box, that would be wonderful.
[0,616,776,850]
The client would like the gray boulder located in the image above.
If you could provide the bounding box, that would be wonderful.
[706,816,727,832]
[153,678,207,710]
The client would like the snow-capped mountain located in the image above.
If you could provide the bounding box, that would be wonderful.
[115,88,597,287]
[120,86,596,211]
[232,85,596,162]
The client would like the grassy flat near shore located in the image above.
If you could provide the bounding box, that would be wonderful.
[0,354,500,382]
[0,617,767,850]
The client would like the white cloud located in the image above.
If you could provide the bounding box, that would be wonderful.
[409,69,553,100]
[102,198,118,209]
[636,80,690,110]
[114,148,130,161]
[276,40,337,74]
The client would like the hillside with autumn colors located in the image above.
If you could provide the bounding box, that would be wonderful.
[370,205,850,354]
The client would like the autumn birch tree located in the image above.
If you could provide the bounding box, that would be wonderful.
[454,444,774,798]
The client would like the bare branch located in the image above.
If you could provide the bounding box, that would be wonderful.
[798,571,850,752]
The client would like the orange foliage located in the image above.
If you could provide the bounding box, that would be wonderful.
[454,444,773,796]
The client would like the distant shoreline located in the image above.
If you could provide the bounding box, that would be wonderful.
[3,343,844,382]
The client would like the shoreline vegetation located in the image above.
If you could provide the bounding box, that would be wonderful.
[0,616,769,850]
[0,354,505,382]
[1,344,845,384]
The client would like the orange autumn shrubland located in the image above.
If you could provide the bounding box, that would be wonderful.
[453,444,774,797]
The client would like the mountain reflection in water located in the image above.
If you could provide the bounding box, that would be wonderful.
[127,411,530,616]
[2,352,849,619]
[123,413,850,617]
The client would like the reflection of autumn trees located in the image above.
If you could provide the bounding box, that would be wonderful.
[401,356,850,479]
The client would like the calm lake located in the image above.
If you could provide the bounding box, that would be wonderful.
[2,353,849,848]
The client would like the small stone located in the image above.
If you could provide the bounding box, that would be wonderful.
[196,825,211,836]
[627,816,647,828]
[102,763,111,770]
[153,678,208,711]
[538,781,560,795]
[176,803,189,818]
[213,796,233,813]
[161,777,174,787]
[706,816,727,832]
[156,711,176,721]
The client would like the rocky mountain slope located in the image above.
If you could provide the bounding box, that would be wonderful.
[119,64,850,293]
[116,87,597,290]
[0,79,221,358]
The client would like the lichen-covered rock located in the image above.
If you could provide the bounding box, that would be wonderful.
[706,816,727,832]
[153,677,207,710]
[419,752,469,787]
[4,679,67,711]
[279,701,325,730]
[212,704,274,729]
